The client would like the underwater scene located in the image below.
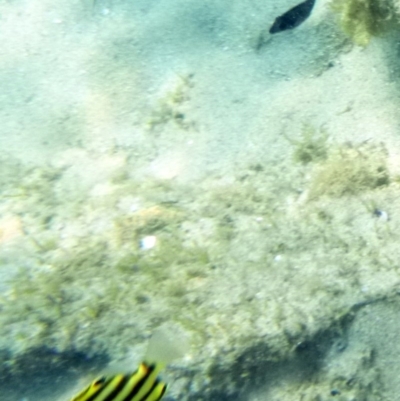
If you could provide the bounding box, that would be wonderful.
[2,0,400,400]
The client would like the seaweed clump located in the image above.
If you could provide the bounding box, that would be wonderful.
[331,0,395,46]
[308,143,389,199]
[288,124,328,165]
[146,74,195,131]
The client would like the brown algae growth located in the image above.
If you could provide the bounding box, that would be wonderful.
[307,143,389,199]
[330,0,396,46]
[286,123,329,165]
[287,125,390,200]
[0,141,399,401]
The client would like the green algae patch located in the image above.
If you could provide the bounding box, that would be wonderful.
[146,74,195,131]
[308,143,389,199]
[2,147,400,401]
[0,236,214,358]
[113,204,185,248]
[287,124,328,165]
[330,0,395,46]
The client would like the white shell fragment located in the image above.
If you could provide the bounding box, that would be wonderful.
[140,235,157,250]
[378,210,389,222]
[374,209,389,222]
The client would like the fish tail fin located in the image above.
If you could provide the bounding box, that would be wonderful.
[145,324,189,366]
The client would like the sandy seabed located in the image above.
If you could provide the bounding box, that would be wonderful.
[2,0,400,400]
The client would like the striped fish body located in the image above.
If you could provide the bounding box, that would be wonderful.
[71,362,167,401]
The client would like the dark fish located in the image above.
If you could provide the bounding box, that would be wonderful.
[70,362,167,401]
[269,0,316,34]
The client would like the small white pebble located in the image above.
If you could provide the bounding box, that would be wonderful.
[378,210,389,222]
[129,204,140,213]
[140,235,157,250]
[274,254,282,262]
[374,209,389,222]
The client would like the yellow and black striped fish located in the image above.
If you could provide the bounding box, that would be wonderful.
[70,362,167,401]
